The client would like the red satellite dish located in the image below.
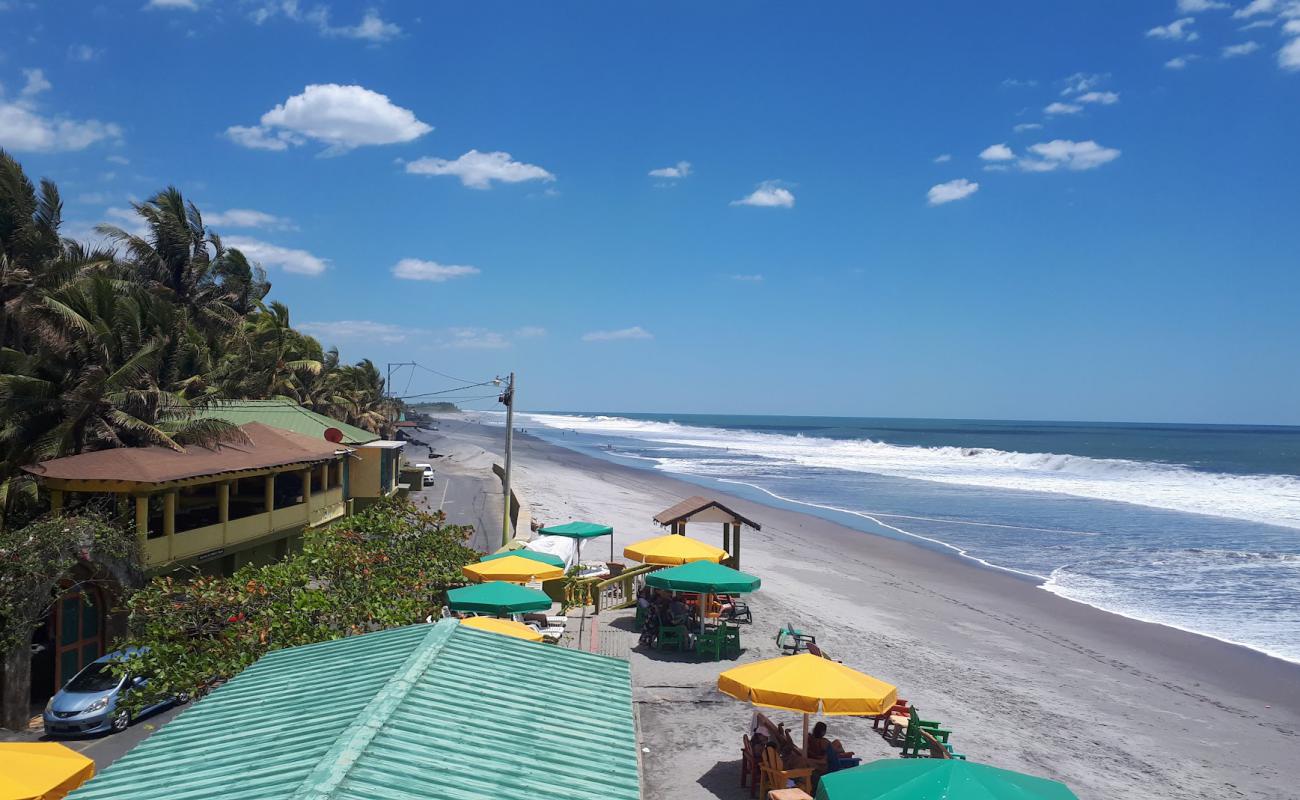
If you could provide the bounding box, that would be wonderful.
[323,427,344,443]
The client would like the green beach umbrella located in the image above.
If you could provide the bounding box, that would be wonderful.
[479,549,566,570]
[645,560,761,594]
[814,759,1079,800]
[447,581,553,615]
[538,521,615,561]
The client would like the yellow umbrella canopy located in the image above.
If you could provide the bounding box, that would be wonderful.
[0,742,95,800]
[623,534,727,565]
[459,616,545,642]
[718,653,897,715]
[462,554,564,584]
[719,653,897,751]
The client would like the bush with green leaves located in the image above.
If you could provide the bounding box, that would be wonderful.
[114,499,478,711]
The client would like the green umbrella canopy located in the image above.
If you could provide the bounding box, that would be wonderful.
[815,760,1079,800]
[446,581,553,614]
[538,521,614,539]
[479,550,566,569]
[645,560,761,594]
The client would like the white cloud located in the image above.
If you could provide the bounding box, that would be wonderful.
[1013,122,1043,133]
[309,7,401,42]
[1222,40,1262,57]
[731,180,795,208]
[1018,139,1121,172]
[205,208,295,230]
[299,320,411,344]
[75,192,109,204]
[67,45,101,62]
[1044,102,1083,115]
[1177,0,1228,11]
[0,70,122,153]
[443,328,510,349]
[1281,36,1300,70]
[979,143,1015,161]
[1165,54,1200,68]
[405,150,554,189]
[1077,91,1120,104]
[391,258,480,282]
[103,206,149,238]
[145,0,199,8]
[730,274,764,282]
[649,160,691,179]
[582,326,653,342]
[1001,78,1038,88]
[1060,72,1107,95]
[514,326,547,339]
[1286,19,1300,31]
[1147,17,1200,40]
[926,178,979,206]
[21,68,50,98]
[226,84,431,155]
[1234,0,1277,18]
[225,236,328,275]
[106,154,130,165]
[1239,19,1276,29]
[933,153,952,163]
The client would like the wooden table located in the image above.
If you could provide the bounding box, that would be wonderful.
[768,789,814,800]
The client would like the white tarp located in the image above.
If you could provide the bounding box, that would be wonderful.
[526,535,579,571]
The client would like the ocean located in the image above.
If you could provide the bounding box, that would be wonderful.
[504,412,1300,664]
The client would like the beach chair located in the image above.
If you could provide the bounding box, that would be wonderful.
[758,746,813,798]
[917,728,964,760]
[775,623,816,655]
[901,707,951,758]
[741,734,761,797]
[871,699,911,741]
[721,623,742,658]
[696,627,724,660]
[723,599,753,624]
[657,624,688,651]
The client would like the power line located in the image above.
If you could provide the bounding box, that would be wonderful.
[411,362,486,387]
[395,379,499,401]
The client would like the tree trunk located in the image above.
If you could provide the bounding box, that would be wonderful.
[1,639,33,731]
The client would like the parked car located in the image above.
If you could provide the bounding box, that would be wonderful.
[415,463,435,486]
[43,648,187,736]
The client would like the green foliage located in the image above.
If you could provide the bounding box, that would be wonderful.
[0,513,138,656]
[0,150,400,527]
[112,499,478,711]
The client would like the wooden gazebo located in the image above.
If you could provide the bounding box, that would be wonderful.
[653,496,761,569]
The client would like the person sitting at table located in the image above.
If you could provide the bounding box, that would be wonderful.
[667,596,690,626]
[807,722,860,771]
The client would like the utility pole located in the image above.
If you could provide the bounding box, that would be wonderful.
[384,361,416,439]
[499,372,515,548]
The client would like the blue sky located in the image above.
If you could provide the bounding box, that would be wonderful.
[2,1,1298,424]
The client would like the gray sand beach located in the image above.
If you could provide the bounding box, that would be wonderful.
[418,416,1300,800]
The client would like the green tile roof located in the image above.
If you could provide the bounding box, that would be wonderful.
[71,621,641,800]
[194,399,379,445]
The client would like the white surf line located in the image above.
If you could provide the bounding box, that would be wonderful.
[718,478,1050,581]
[711,478,1102,536]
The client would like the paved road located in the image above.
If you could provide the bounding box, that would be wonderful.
[403,430,503,553]
[2,701,187,771]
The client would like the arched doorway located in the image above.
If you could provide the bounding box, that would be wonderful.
[31,572,107,703]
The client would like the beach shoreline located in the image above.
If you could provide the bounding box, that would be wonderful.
[424,415,1300,800]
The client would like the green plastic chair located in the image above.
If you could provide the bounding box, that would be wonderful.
[634,605,647,631]
[902,706,952,758]
[657,625,688,651]
[721,623,741,657]
[696,627,723,660]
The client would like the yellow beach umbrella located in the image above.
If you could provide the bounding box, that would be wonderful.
[623,534,727,565]
[459,615,545,642]
[462,554,564,584]
[718,653,897,750]
[0,742,95,800]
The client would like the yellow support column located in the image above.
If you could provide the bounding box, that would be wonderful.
[135,495,149,545]
[265,474,276,533]
[218,482,230,545]
[302,467,313,523]
[163,491,176,561]
[50,489,64,515]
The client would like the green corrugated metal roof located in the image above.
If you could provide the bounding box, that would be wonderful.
[69,621,641,800]
[194,400,379,445]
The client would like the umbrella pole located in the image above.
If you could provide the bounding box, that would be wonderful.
[802,713,810,754]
